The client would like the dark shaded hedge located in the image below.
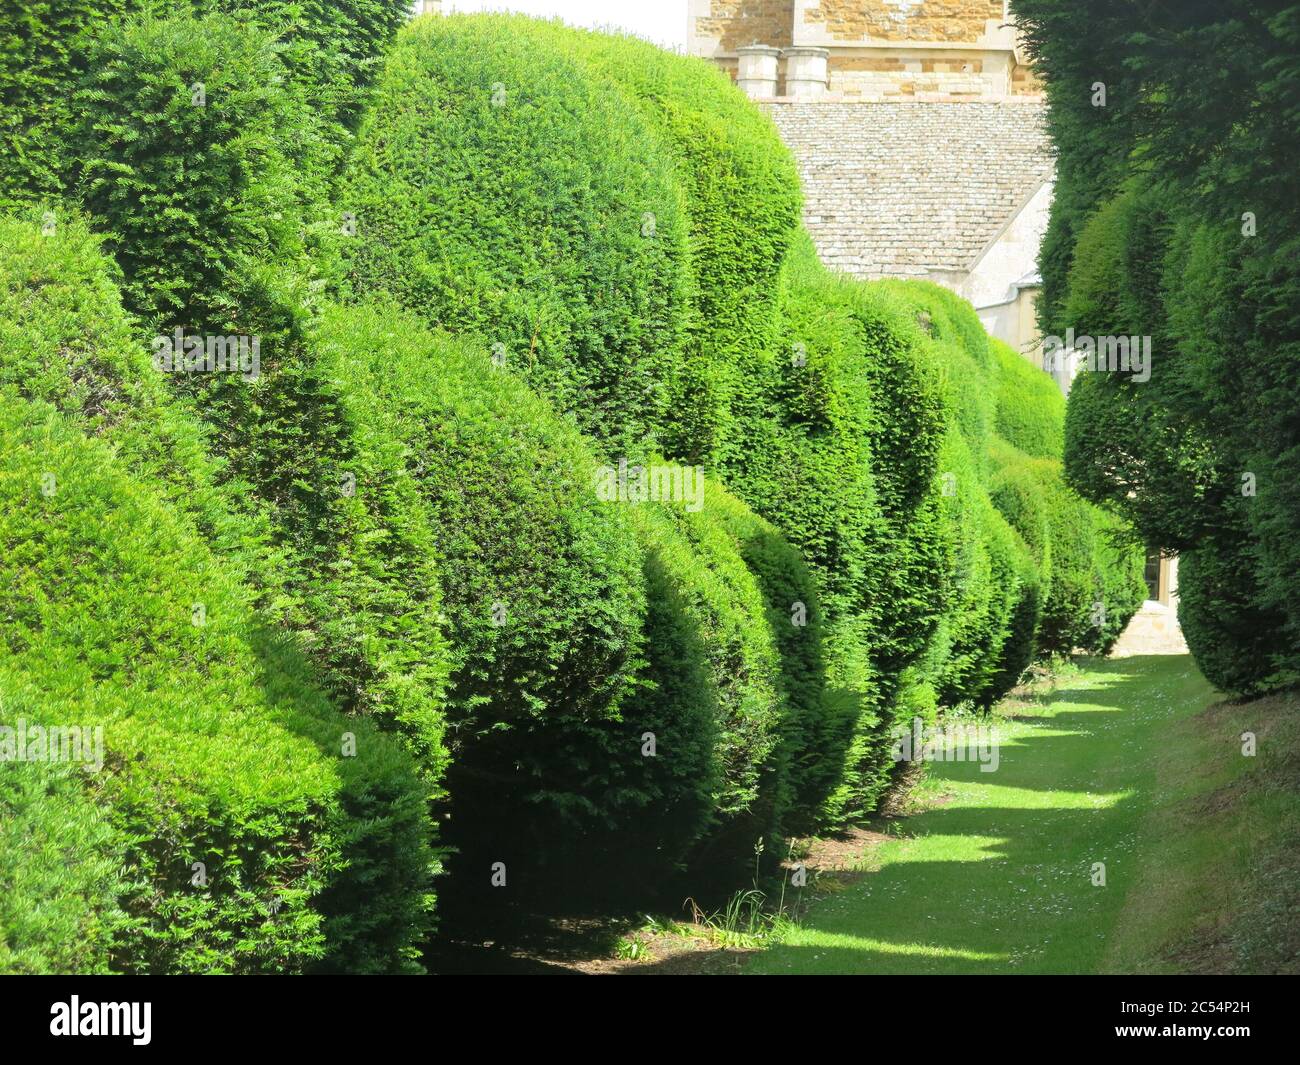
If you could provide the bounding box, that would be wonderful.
[339,14,693,455]
[1015,0,1300,692]
[0,393,435,974]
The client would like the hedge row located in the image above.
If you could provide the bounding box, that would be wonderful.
[0,0,411,211]
[334,14,1146,831]
[1,10,1156,972]
[1015,0,1300,694]
[0,392,435,974]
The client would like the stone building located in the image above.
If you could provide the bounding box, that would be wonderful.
[689,0,1041,99]
[688,0,1051,367]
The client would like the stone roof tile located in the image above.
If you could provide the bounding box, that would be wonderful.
[762,100,1053,277]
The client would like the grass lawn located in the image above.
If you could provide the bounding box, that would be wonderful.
[748,655,1300,975]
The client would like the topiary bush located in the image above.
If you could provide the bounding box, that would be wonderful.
[310,301,661,893]
[0,1,410,210]
[705,488,841,834]
[0,756,127,975]
[72,11,318,331]
[0,211,280,593]
[761,243,951,826]
[338,13,693,456]
[530,22,804,466]
[311,300,838,900]
[991,338,1065,460]
[0,393,435,974]
[879,278,996,469]
[930,428,1024,708]
[623,490,789,884]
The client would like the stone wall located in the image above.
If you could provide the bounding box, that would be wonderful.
[804,0,1004,44]
[831,51,1006,96]
[694,0,796,52]
[691,0,1039,101]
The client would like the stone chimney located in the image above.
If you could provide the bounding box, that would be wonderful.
[783,47,829,100]
[736,45,782,99]
[409,0,441,16]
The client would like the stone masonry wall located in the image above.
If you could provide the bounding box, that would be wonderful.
[831,53,1005,96]
[695,0,796,52]
[805,0,1004,43]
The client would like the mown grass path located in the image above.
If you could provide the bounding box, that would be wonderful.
[749,655,1220,974]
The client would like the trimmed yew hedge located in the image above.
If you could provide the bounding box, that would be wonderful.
[339,14,693,455]
[0,1,410,211]
[0,393,435,974]
[0,10,1166,967]
[527,21,805,467]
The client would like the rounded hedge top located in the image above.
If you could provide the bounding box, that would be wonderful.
[991,338,1066,461]
[532,21,804,465]
[339,14,694,455]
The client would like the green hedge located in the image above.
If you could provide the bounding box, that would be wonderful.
[1016,0,1300,692]
[0,0,133,209]
[878,278,995,467]
[339,14,693,455]
[624,491,788,881]
[531,22,804,466]
[760,242,950,825]
[310,302,660,888]
[992,338,1065,460]
[705,488,841,834]
[931,428,1024,708]
[50,10,458,782]
[0,1,409,210]
[0,757,126,974]
[0,212,280,592]
[0,394,435,974]
[73,11,317,330]
[1005,447,1131,656]
[1178,532,1291,696]
[310,300,837,895]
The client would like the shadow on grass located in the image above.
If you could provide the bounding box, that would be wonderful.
[749,656,1203,974]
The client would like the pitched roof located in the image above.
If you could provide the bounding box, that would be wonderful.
[762,100,1053,278]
